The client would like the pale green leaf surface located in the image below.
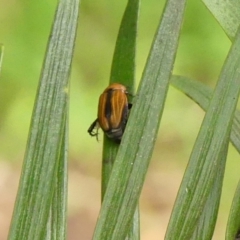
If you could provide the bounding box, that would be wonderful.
[165,28,240,239]
[202,0,240,40]
[93,0,187,239]
[7,0,79,239]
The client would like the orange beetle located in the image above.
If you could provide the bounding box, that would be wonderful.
[88,83,132,142]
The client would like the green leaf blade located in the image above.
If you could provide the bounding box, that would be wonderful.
[110,0,139,93]
[8,1,79,239]
[171,75,240,239]
[165,27,240,240]
[93,0,187,239]
[49,122,68,240]
[201,0,240,40]
[102,0,140,199]
[190,145,227,240]
[102,0,140,238]
[226,180,240,240]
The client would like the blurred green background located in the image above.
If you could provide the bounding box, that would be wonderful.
[0,0,238,239]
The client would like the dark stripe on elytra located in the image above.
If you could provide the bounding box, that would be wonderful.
[105,89,113,128]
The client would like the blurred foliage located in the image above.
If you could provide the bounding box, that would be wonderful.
[0,0,231,161]
[0,0,237,239]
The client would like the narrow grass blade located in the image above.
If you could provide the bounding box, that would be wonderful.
[50,122,69,239]
[43,121,68,240]
[93,0,187,239]
[109,0,139,94]
[101,0,140,238]
[226,180,240,240]
[171,75,240,154]
[125,207,140,240]
[165,28,240,240]
[190,144,227,240]
[201,0,240,40]
[102,0,140,200]
[171,75,240,239]
[7,0,79,239]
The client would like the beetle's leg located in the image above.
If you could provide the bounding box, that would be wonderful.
[88,119,99,140]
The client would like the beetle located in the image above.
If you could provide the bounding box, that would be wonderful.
[88,83,132,143]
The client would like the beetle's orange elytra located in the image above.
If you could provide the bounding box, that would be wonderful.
[88,83,132,143]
